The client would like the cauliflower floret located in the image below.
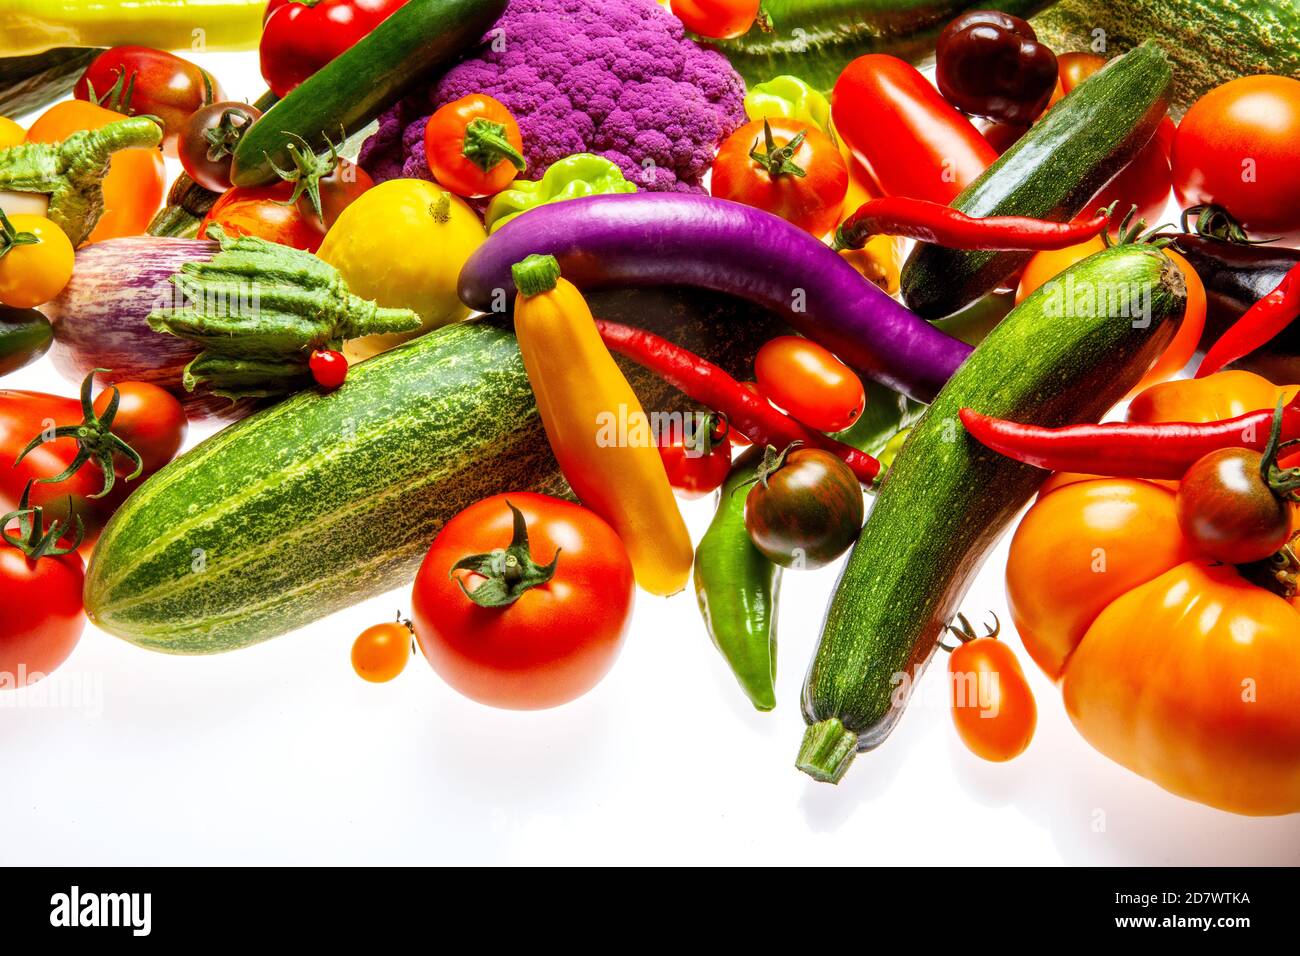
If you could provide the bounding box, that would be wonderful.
[359,0,746,193]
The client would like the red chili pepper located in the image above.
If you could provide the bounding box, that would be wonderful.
[260,0,409,99]
[595,320,880,484]
[1197,262,1300,378]
[309,349,348,390]
[833,197,1109,252]
[959,401,1300,480]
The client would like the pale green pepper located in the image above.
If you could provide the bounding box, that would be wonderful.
[744,75,836,142]
[484,153,636,233]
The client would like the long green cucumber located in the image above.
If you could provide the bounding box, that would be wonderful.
[900,41,1172,320]
[1032,0,1299,117]
[797,244,1186,783]
[230,0,506,187]
[85,288,785,653]
[706,0,1053,92]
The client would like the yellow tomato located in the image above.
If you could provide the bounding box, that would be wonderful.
[0,211,75,308]
[317,179,486,362]
[0,117,24,148]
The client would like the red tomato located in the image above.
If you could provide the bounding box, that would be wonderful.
[299,158,373,232]
[92,381,187,476]
[755,336,865,432]
[832,55,997,205]
[411,493,634,710]
[74,46,223,156]
[671,0,760,39]
[948,626,1037,762]
[0,530,85,687]
[200,182,323,251]
[711,118,848,237]
[1,388,105,529]
[352,618,412,683]
[657,414,732,499]
[1173,75,1300,242]
[423,94,526,199]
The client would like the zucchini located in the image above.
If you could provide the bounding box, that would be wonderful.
[231,0,506,187]
[706,0,1053,92]
[797,244,1186,783]
[1032,0,1300,117]
[900,41,1171,319]
[0,48,100,119]
[85,288,786,653]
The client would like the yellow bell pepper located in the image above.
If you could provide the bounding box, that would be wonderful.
[2,0,265,57]
[317,179,485,362]
[511,254,694,596]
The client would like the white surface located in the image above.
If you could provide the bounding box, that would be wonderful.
[3,50,1299,867]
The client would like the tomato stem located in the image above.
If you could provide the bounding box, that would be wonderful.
[1261,397,1300,500]
[461,118,526,174]
[267,131,340,223]
[0,207,40,261]
[449,500,559,608]
[749,119,807,179]
[0,481,84,560]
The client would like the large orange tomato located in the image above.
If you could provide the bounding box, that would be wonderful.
[25,100,165,243]
[1006,371,1300,815]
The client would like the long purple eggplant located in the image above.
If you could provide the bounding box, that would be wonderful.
[42,237,253,421]
[458,194,972,402]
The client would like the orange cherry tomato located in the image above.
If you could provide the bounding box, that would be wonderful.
[352,617,413,683]
[947,622,1037,762]
[199,182,323,252]
[423,94,526,199]
[26,100,165,243]
[754,335,865,432]
[1015,236,1105,304]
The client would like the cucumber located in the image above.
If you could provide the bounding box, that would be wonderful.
[230,0,506,187]
[706,0,1053,92]
[797,245,1186,783]
[900,41,1172,319]
[1032,0,1299,117]
[85,288,786,653]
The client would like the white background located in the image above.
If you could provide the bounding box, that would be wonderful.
[3,49,1298,866]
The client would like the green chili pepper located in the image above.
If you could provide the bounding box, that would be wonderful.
[147,225,420,400]
[694,447,781,711]
[484,153,636,233]
[0,116,162,245]
[744,75,836,141]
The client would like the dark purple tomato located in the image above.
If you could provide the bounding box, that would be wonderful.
[1176,448,1292,565]
[744,446,864,569]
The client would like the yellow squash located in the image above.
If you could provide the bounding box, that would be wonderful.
[512,254,693,596]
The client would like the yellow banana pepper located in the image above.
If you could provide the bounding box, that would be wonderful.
[511,254,693,596]
[2,0,265,57]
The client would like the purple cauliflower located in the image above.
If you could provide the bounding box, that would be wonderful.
[359,0,746,193]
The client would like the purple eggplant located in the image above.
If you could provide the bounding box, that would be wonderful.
[41,237,254,421]
[458,193,972,403]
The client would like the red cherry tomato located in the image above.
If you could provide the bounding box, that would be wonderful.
[755,336,866,433]
[671,0,760,39]
[0,528,85,688]
[352,617,412,683]
[656,413,732,499]
[199,182,323,251]
[309,350,348,389]
[711,118,848,237]
[423,94,526,199]
[1172,75,1300,242]
[74,45,223,156]
[948,621,1037,762]
[92,381,186,477]
[411,493,634,710]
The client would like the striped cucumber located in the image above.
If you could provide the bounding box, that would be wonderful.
[798,244,1186,783]
[85,289,786,653]
[1032,0,1299,117]
[900,41,1171,319]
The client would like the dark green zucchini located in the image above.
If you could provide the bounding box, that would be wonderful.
[85,287,785,653]
[901,41,1172,319]
[231,0,505,186]
[798,245,1186,783]
[0,48,101,118]
[706,0,1052,92]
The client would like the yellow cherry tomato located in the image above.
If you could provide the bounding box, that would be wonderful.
[0,211,75,308]
[351,618,413,683]
[317,179,486,362]
[0,117,24,148]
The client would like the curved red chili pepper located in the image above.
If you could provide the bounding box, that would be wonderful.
[958,401,1300,480]
[833,197,1108,252]
[595,320,880,484]
[1197,262,1300,378]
